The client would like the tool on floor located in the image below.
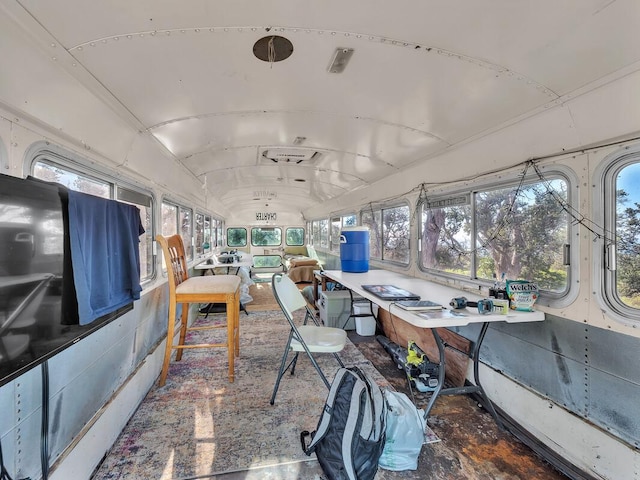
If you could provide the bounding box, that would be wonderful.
[376,336,439,392]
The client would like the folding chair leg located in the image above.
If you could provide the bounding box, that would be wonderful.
[270,332,294,405]
[307,353,331,389]
[290,352,300,375]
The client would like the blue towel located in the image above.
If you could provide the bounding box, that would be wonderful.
[67,191,144,325]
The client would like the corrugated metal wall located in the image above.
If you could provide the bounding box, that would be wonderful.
[451,315,640,448]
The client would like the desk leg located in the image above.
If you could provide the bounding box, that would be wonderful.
[423,323,503,429]
[423,328,445,420]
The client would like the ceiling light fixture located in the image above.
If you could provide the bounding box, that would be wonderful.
[253,35,294,63]
[327,47,354,73]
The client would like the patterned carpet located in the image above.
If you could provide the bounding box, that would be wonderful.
[92,309,392,479]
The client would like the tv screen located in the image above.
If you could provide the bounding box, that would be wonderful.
[0,174,129,387]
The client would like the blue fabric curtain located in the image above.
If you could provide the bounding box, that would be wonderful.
[67,191,144,325]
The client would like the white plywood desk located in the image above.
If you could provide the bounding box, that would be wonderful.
[194,255,253,316]
[322,269,545,425]
[194,254,253,275]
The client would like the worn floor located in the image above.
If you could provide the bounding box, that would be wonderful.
[92,283,569,480]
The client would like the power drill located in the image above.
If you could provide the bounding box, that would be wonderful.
[449,296,494,315]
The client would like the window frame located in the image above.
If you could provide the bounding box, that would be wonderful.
[599,146,640,322]
[251,226,283,247]
[359,202,411,266]
[285,227,305,246]
[226,227,247,248]
[30,150,156,284]
[161,200,193,261]
[418,168,575,301]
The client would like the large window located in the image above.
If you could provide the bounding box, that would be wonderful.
[361,209,382,259]
[606,157,640,311]
[361,204,410,264]
[33,158,155,282]
[195,212,212,256]
[330,215,357,253]
[421,196,472,277]
[420,176,570,293]
[251,227,282,246]
[161,201,193,260]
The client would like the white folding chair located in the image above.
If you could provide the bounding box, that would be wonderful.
[270,272,346,405]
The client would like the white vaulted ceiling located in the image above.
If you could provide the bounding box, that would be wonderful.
[2,0,639,220]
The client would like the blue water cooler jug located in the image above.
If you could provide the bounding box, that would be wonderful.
[340,227,370,272]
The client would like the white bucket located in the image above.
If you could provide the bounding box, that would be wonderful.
[355,316,376,336]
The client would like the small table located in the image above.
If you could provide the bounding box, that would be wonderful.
[194,255,254,316]
[321,269,544,426]
[194,254,254,275]
[312,270,329,306]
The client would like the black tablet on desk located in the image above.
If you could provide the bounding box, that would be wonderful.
[395,300,443,311]
[361,284,420,301]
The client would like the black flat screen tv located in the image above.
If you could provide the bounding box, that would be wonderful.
[0,174,129,387]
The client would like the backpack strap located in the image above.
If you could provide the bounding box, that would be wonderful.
[341,372,367,480]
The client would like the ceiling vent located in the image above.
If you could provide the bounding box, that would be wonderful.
[259,147,321,164]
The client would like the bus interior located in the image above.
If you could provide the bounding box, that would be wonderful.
[0,1,639,479]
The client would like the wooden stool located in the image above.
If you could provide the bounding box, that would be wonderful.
[156,234,241,386]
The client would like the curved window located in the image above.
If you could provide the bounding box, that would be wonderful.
[605,156,640,312]
[420,175,570,294]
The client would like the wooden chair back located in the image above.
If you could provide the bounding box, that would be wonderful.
[157,234,189,293]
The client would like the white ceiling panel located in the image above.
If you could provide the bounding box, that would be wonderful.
[3,0,639,216]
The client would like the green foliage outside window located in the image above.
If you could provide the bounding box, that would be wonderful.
[286,227,305,246]
[227,227,247,247]
[251,227,282,246]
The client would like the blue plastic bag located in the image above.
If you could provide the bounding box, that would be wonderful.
[378,389,426,471]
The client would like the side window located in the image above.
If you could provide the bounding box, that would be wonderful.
[286,227,305,246]
[33,161,110,198]
[420,197,472,277]
[33,158,155,283]
[419,176,570,294]
[342,214,357,227]
[312,220,321,246]
[382,205,410,264]
[178,206,192,260]
[161,201,193,261]
[330,217,341,253]
[319,219,329,249]
[607,158,640,311]
[195,213,212,256]
[475,179,568,292]
[361,205,409,264]
[117,187,153,282]
[227,227,247,247]
[161,203,178,236]
[361,209,382,260]
[330,215,356,253]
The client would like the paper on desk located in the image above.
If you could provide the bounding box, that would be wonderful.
[417,309,467,320]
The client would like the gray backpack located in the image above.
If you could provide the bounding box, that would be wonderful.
[301,367,387,480]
